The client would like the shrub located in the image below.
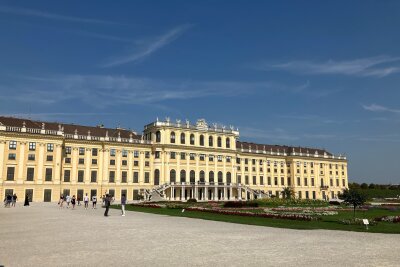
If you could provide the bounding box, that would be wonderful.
[223,201,259,208]
[187,198,197,203]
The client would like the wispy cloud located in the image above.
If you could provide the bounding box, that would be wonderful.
[0,6,122,25]
[255,56,400,77]
[101,24,192,67]
[362,104,400,114]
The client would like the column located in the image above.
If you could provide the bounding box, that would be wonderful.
[0,141,5,183]
[181,186,184,200]
[224,186,227,200]
[37,143,45,184]
[17,142,26,184]
[214,186,217,201]
[54,144,62,185]
[205,186,208,200]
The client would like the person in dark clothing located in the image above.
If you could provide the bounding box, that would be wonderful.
[104,194,111,217]
[24,194,29,206]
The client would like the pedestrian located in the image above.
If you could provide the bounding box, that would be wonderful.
[6,194,12,207]
[59,194,64,208]
[71,195,76,209]
[92,195,97,209]
[24,194,29,206]
[83,193,89,209]
[104,194,111,217]
[121,194,126,216]
[12,193,18,207]
[77,196,81,206]
[66,195,71,208]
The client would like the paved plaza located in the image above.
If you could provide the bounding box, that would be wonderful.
[0,203,399,267]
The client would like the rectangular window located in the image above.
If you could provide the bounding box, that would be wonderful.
[122,160,127,166]
[245,159,248,165]
[8,153,16,160]
[133,172,139,183]
[181,152,186,160]
[281,177,285,186]
[65,158,71,164]
[260,176,264,185]
[304,178,308,186]
[134,151,139,158]
[134,160,139,167]
[144,172,150,183]
[110,159,115,165]
[47,155,53,162]
[65,146,71,154]
[7,167,15,180]
[45,168,52,181]
[267,160,270,166]
[121,171,127,183]
[236,157,241,164]
[330,179,333,186]
[297,177,301,186]
[237,175,241,184]
[336,179,339,186]
[47,143,54,152]
[217,155,222,162]
[245,175,249,185]
[170,152,176,159]
[145,152,150,158]
[199,154,205,161]
[28,154,35,161]
[305,191,309,199]
[312,191,316,199]
[122,150,128,157]
[267,177,271,185]
[9,141,17,150]
[298,191,302,199]
[92,159,97,165]
[226,156,231,163]
[92,148,98,156]
[209,155,214,162]
[78,170,84,183]
[91,171,97,183]
[252,176,257,185]
[145,161,150,167]
[252,159,256,165]
[110,149,116,156]
[64,170,71,182]
[274,177,278,186]
[79,147,85,155]
[287,177,291,186]
[29,142,36,151]
[78,158,84,164]
[267,168,271,173]
[342,179,345,187]
[190,153,195,160]
[155,151,160,159]
[27,167,34,181]
[311,178,315,186]
[109,171,115,183]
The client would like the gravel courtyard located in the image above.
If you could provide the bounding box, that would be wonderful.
[0,203,399,267]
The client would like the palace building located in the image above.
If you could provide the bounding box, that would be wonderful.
[0,116,348,202]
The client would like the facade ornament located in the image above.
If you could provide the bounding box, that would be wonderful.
[42,123,45,130]
[74,129,78,135]
[58,124,62,131]
[22,121,26,128]
[212,123,217,129]
[105,131,108,138]
[229,125,234,130]
[87,130,91,137]
[156,117,159,122]
[165,117,170,123]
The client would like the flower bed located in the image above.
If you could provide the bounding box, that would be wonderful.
[186,207,318,221]
[130,203,162,208]
[374,215,400,223]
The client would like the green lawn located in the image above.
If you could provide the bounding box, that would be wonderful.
[112,204,400,234]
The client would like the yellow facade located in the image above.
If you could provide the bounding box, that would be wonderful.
[0,118,348,202]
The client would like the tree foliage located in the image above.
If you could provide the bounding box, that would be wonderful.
[339,189,366,219]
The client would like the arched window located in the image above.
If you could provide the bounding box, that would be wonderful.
[217,137,222,147]
[209,136,213,147]
[190,170,195,184]
[154,169,160,185]
[218,171,223,184]
[199,171,205,183]
[226,172,231,184]
[156,131,161,143]
[199,135,204,146]
[209,171,214,184]
[226,138,230,148]
[190,134,195,145]
[180,170,186,183]
[170,131,175,143]
[170,169,176,183]
[180,133,185,144]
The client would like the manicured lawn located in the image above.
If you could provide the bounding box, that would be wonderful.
[112,204,400,234]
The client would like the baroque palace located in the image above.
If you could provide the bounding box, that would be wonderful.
[0,116,348,202]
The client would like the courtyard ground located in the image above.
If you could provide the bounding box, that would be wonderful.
[0,203,399,266]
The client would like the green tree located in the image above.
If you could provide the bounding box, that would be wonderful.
[360,183,368,189]
[368,183,375,189]
[281,187,294,199]
[339,189,366,219]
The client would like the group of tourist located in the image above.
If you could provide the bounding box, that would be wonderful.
[3,193,30,207]
[57,192,127,217]
[58,193,97,210]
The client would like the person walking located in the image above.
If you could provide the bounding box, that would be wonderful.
[66,195,71,209]
[92,195,97,209]
[83,193,89,209]
[77,196,81,206]
[121,194,126,216]
[59,194,64,208]
[12,194,17,207]
[71,195,76,209]
[104,194,111,217]
[24,194,29,206]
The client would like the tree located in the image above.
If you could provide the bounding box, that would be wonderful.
[281,187,294,199]
[368,183,375,189]
[360,183,368,189]
[339,189,366,219]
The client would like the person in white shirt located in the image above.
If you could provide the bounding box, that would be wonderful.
[66,195,71,208]
[83,193,89,209]
[92,195,97,209]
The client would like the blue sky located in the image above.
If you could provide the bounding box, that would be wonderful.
[0,1,399,184]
